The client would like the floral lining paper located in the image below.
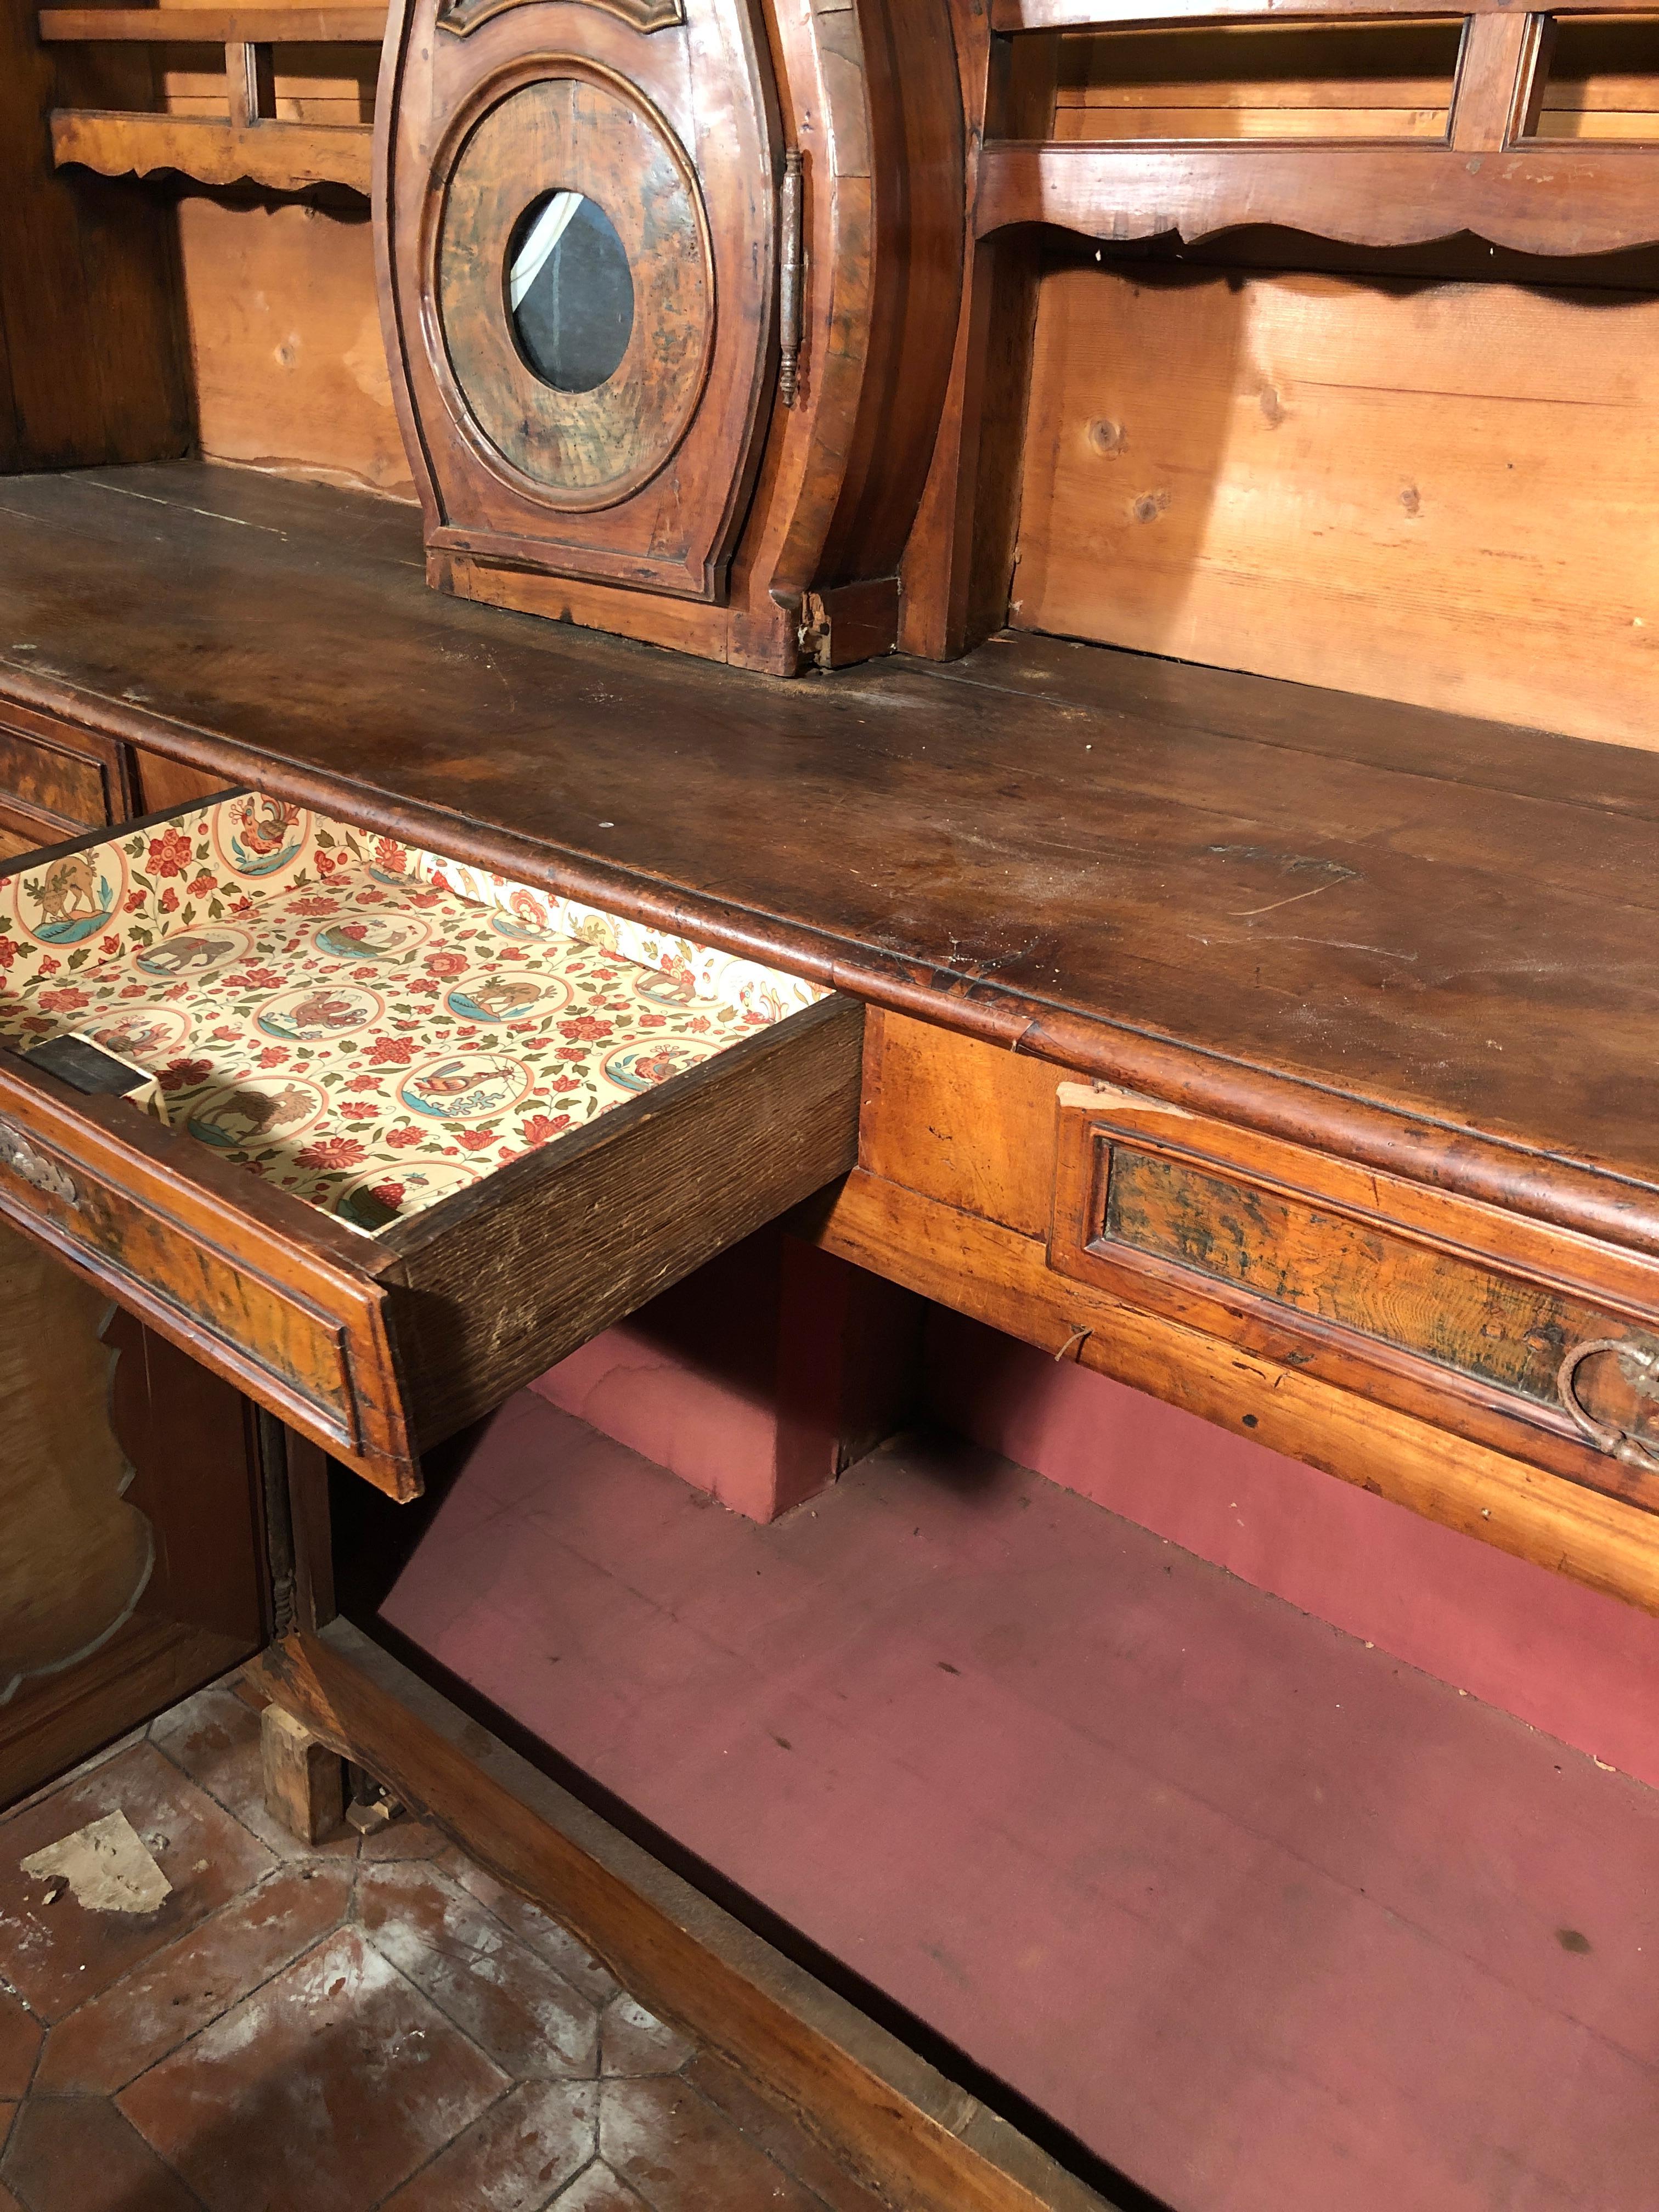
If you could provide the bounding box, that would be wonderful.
[0,795,826,1235]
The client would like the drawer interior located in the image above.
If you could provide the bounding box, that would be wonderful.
[0,793,828,1239]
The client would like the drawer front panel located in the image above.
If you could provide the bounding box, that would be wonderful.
[1052,1091,1659,1504]
[0,725,109,827]
[0,1065,416,1497]
[1107,1146,1605,1412]
[0,793,862,1500]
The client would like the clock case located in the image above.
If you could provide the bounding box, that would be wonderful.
[376,0,965,673]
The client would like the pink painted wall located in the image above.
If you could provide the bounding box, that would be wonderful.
[533,1238,1659,1789]
[925,1310,1659,1792]
[533,1234,786,1523]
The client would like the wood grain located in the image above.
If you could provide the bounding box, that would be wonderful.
[260,1700,344,1839]
[1053,18,1459,142]
[175,198,415,499]
[1013,263,1659,751]
[0,1217,153,1695]
[996,0,1659,29]
[977,139,1659,259]
[51,109,373,193]
[386,993,865,1446]
[0,1041,418,1497]
[4,468,1659,1249]
[0,1290,266,1807]
[1,0,193,473]
[40,8,386,39]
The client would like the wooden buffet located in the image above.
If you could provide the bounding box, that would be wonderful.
[4,0,1659,2202]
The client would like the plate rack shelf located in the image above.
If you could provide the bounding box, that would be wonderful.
[977,0,1659,257]
[40,7,386,197]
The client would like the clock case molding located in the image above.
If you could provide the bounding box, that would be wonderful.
[375,0,966,673]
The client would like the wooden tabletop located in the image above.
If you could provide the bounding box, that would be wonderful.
[2,460,1656,1238]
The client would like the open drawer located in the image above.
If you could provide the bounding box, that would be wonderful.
[0,794,862,1499]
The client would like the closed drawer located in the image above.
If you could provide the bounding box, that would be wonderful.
[0,706,136,847]
[0,795,862,1500]
[1049,1085,1659,1510]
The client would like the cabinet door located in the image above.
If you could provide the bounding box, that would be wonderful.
[382,0,780,603]
[0,1218,270,1805]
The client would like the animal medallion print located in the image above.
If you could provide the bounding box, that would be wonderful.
[83,1006,193,1061]
[309,914,432,963]
[399,1054,533,1122]
[188,1074,329,1150]
[444,970,572,1025]
[15,842,129,948]
[0,797,826,1233]
[256,983,386,1042]
[602,1037,719,1091]
[211,794,311,879]
[136,928,251,978]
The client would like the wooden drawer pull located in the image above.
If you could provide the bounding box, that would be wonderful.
[0,1119,78,1207]
[1558,1339,1659,1470]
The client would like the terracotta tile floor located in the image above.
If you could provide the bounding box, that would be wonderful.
[0,1677,886,2212]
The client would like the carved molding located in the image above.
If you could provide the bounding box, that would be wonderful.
[438,0,685,38]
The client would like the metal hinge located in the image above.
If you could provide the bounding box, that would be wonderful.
[779,148,804,407]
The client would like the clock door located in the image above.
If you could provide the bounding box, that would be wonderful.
[378,0,779,604]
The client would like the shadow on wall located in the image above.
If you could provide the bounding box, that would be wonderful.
[923,1305,1659,1790]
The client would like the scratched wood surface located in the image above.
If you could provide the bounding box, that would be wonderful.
[1,461,1658,1220]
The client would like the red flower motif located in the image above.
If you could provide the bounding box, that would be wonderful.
[157,888,179,915]
[548,1075,582,1093]
[557,1014,610,1043]
[340,1101,379,1119]
[159,1056,213,1093]
[347,1073,382,1093]
[295,1135,365,1171]
[315,851,338,876]
[357,889,386,906]
[146,825,193,879]
[189,872,217,898]
[286,896,340,918]
[423,951,468,978]
[212,1025,240,1042]
[226,967,285,994]
[256,1045,290,1067]
[520,1113,572,1148]
[385,1125,422,1148]
[373,838,407,876]
[368,1181,405,1209]
[366,1036,419,1066]
[123,891,146,913]
[230,896,257,918]
[37,956,59,975]
[100,934,122,958]
[0,939,15,970]
[638,1013,667,1029]
[453,1129,499,1153]
[407,891,444,910]
[686,1016,711,1034]
[119,983,146,1000]
[37,986,89,1014]
[556,1045,591,1062]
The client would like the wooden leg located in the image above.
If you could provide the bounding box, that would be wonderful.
[261,1701,345,1843]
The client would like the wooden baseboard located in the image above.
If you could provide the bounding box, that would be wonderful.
[248,1620,1118,2212]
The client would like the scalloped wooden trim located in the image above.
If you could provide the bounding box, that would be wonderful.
[975,140,1659,259]
[50,110,372,196]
